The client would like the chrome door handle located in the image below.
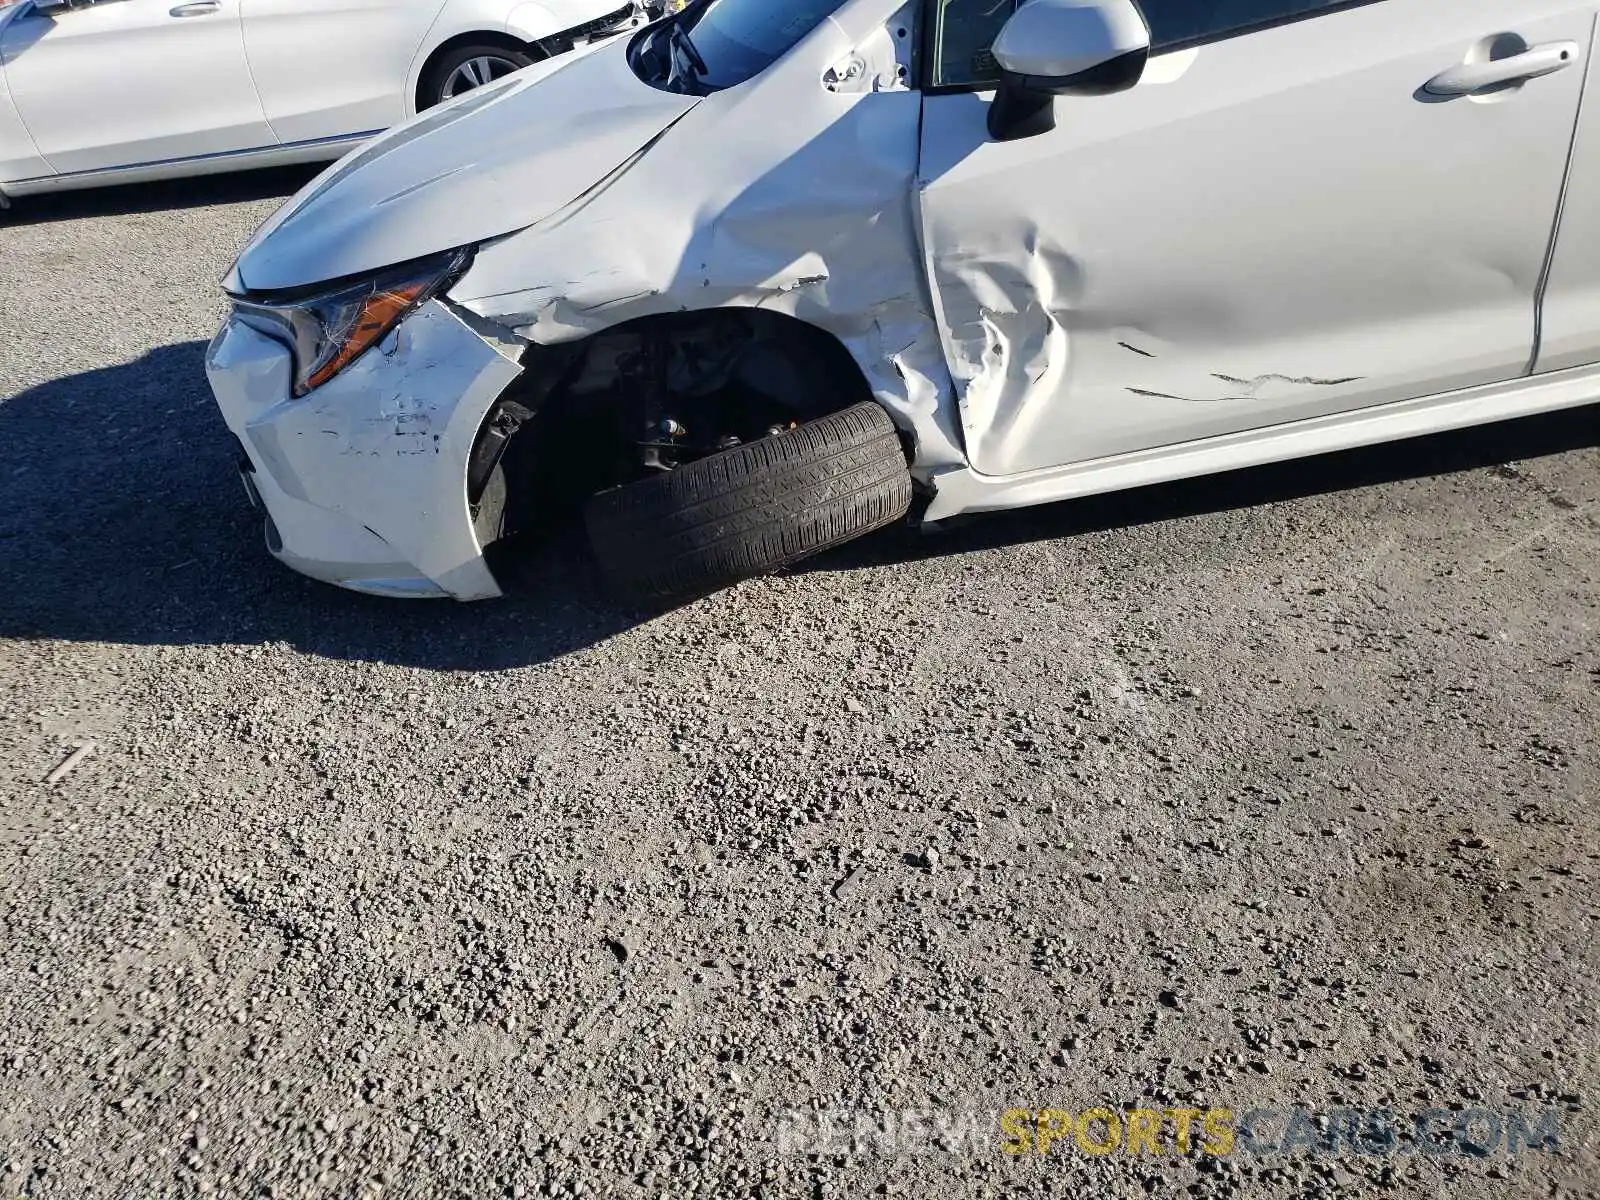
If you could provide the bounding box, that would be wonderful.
[170,1,221,15]
[1425,41,1580,96]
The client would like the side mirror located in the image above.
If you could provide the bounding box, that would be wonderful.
[29,0,81,14]
[987,0,1151,142]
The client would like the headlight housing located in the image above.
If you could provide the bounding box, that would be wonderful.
[230,248,473,397]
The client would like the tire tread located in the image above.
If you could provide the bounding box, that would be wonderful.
[585,402,912,600]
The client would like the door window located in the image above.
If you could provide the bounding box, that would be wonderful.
[927,0,1377,89]
[1139,0,1371,48]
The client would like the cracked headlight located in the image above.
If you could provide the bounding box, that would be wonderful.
[231,248,473,397]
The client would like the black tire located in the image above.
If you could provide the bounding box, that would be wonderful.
[585,402,913,601]
[421,43,538,109]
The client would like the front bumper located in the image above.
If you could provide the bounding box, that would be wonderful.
[205,298,525,600]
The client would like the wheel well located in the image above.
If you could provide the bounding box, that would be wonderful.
[468,309,880,569]
[416,31,542,110]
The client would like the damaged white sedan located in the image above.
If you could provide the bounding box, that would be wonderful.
[209,0,1600,600]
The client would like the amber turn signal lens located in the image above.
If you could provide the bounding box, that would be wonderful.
[304,281,430,392]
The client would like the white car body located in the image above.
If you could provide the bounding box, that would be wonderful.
[0,0,643,200]
[207,0,1600,600]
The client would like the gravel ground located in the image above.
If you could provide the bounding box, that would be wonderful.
[1,173,1597,1200]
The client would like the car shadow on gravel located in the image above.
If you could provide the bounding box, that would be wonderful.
[3,340,1595,669]
[1,165,322,226]
[0,341,640,670]
[803,401,1600,574]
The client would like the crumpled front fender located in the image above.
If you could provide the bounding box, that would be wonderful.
[451,2,966,481]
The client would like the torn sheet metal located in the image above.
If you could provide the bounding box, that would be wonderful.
[452,0,964,477]
[916,2,1589,478]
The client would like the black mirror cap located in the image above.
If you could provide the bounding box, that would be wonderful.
[987,83,1056,142]
[986,46,1147,141]
[1010,44,1149,97]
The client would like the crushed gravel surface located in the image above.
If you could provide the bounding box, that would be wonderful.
[1,173,1597,1199]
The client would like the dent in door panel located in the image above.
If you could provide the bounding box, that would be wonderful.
[919,5,1588,480]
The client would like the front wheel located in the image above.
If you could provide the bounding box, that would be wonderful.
[422,44,538,108]
[585,402,914,601]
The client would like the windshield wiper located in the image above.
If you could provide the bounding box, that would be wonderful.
[666,17,708,92]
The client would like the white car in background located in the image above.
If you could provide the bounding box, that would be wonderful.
[0,0,644,203]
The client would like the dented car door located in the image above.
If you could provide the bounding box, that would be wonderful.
[916,0,1593,478]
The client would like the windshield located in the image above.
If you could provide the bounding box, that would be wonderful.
[630,0,852,93]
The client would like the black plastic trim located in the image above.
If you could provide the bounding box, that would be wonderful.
[1012,45,1149,96]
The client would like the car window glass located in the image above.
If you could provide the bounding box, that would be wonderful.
[929,0,1018,88]
[1137,0,1352,47]
[928,0,1359,89]
[674,0,853,91]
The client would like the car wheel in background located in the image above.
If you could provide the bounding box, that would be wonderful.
[585,402,914,602]
[422,44,539,108]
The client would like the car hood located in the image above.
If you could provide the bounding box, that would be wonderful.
[230,39,699,293]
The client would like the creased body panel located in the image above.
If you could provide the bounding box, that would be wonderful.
[918,2,1590,479]
[232,39,698,292]
[923,360,1600,523]
[453,0,965,477]
[207,300,524,599]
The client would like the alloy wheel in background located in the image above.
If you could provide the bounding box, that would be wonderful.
[441,54,526,99]
[423,43,539,108]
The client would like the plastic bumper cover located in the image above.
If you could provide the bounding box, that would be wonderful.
[205,298,525,600]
